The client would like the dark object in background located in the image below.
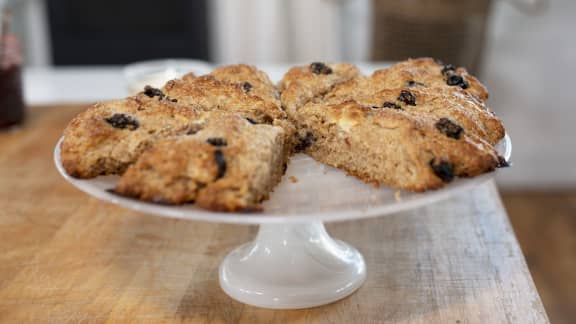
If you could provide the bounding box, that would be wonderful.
[372,0,492,75]
[0,11,25,129]
[0,64,25,129]
[47,0,210,65]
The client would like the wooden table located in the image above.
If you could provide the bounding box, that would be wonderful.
[0,106,549,323]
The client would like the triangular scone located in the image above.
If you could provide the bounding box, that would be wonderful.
[61,64,294,180]
[161,64,296,152]
[368,57,489,101]
[295,100,503,191]
[162,65,285,124]
[280,61,507,191]
[115,113,289,211]
[279,62,361,119]
[60,94,205,178]
[210,64,281,106]
[324,85,504,146]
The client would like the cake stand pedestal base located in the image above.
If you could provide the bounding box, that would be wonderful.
[219,221,366,309]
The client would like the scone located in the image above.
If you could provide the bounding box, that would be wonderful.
[115,113,289,211]
[368,57,489,101]
[280,61,506,191]
[210,64,281,107]
[60,94,205,178]
[323,85,504,146]
[61,64,294,180]
[162,64,296,151]
[279,62,361,119]
[162,65,285,124]
[294,99,504,191]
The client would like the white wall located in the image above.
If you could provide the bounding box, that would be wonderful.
[10,0,51,66]
[209,0,371,64]
[483,0,576,189]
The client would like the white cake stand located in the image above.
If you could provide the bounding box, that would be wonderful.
[54,135,511,309]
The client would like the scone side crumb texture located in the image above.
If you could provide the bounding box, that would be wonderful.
[115,114,289,211]
[296,100,502,191]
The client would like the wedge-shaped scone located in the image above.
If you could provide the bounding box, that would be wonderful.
[115,113,289,211]
[61,64,294,180]
[280,60,506,191]
[294,100,504,191]
[279,62,361,119]
[367,57,489,101]
[162,64,296,151]
[60,94,205,178]
[162,65,285,124]
[210,64,281,106]
[323,86,504,146]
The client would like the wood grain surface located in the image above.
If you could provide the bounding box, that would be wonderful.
[503,191,576,324]
[0,106,549,323]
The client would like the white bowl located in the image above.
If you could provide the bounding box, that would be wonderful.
[123,59,213,94]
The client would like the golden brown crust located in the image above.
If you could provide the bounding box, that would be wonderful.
[296,100,501,191]
[324,86,504,145]
[61,59,507,211]
[163,65,286,124]
[116,113,289,211]
[210,64,280,106]
[369,57,489,101]
[60,95,205,178]
[280,59,505,192]
[279,63,361,118]
[169,65,297,155]
[62,64,292,181]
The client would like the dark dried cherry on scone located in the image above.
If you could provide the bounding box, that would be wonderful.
[310,62,333,75]
[207,137,228,147]
[144,86,165,99]
[446,74,470,89]
[382,102,403,110]
[214,149,227,179]
[295,132,315,152]
[429,158,455,183]
[241,81,253,93]
[104,113,139,130]
[144,85,178,101]
[441,64,455,76]
[398,90,416,106]
[435,118,464,139]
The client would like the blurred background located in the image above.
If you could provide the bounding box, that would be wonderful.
[2,0,574,322]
